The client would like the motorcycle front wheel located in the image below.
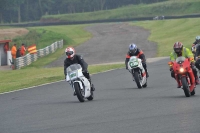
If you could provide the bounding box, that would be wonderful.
[181,77,191,97]
[133,71,142,88]
[74,82,85,102]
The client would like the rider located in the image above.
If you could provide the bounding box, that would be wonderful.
[125,43,149,77]
[169,42,199,88]
[191,36,200,57]
[194,36,200,71]
[192,36,200,46]
[64,47,95,95]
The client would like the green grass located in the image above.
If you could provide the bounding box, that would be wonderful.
[130,18,200,56]
[0,24,125,93]
[12,24,92,67]
[2,18,199,93]
[41,0,200,22]
[0,64,124,93]
[2,0,200,93]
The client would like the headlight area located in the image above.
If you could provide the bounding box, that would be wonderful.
[179,68,184,73]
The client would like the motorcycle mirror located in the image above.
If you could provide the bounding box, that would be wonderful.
[189,57,194,62]
[168,61,173,66]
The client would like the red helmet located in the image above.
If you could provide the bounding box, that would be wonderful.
[173,42,183,55]
[65,47,75,59]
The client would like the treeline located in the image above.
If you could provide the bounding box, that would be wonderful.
[0,0,167,23]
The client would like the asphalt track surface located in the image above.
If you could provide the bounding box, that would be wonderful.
[1,58,200,133]
[46,22,157,67]
[1,23,200,133]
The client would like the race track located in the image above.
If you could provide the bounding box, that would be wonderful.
[1,23,200,133]
[1,58,200,133]
[46,22,156,67]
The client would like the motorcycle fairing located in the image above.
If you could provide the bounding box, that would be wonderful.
[172,57,195,91]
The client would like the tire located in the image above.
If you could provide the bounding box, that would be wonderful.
[74,82,85,102]
[87,91,94,101]
[191,88,195,96]
[181,77,191,97]
[133,71,142,88]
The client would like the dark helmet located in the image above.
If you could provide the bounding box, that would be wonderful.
[173,42,183,55]
[129,43,137,54]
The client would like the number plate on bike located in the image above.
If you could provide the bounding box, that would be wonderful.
[129,60,138,68]
[70,72,77,80]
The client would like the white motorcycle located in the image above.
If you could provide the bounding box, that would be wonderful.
[127,56,147,88]
[66,64,93,102]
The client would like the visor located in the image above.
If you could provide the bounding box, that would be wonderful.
[174,48,181,53]
[130,49,137,54]
[66,51,73,56]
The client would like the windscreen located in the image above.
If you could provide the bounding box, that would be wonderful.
[66,64,82,73]
[175,56,186,63]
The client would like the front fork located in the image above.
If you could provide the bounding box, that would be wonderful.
[176,74,191,87]
[132,69,142,80]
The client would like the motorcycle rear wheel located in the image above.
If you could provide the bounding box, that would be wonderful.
[181,77,191,97]
[133,71,142,88]
[74,82,85,102]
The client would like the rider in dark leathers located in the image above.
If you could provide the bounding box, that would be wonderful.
[125,43,149,77]
[64,47,95,94]
[194,36,200,72]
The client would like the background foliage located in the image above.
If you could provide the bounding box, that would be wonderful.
[0,0,168,23]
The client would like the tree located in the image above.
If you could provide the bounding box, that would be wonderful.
[0,0,168,23]
[7,0,25,23]
[100,0,106,10]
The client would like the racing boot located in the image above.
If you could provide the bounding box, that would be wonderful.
[177,80,181,88]
[91,83,95,91]
[195,76,200,85]
[88,79,95,91]
[145,70,149,78]
[177,84,181,88]
[73,91,77,96]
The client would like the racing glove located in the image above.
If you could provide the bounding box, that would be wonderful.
[191,62,195,68]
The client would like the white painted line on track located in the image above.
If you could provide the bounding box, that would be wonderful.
[0,57,168,95]
[0,80,64,95]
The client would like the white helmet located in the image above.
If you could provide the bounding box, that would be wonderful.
[196,36,200,41]
[65,47,75,59]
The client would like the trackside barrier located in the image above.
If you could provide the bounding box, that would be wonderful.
[15,40,63,69]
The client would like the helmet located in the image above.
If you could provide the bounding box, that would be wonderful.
[173,42,183,55]
[129,43,137,54]
[65,47,75,59]
[196,36,200,41]
[196,36,200,43]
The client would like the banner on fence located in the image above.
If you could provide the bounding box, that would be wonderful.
[27,44,37,54]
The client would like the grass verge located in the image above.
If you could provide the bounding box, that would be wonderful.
[130,18,200,56]
[41,0,200,22]
[0,24,125,94]
[2,17,199,93]
[0,64,124,93]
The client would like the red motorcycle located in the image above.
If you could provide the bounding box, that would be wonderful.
[168,56,196,97]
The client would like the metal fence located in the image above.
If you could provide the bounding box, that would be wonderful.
[15,40,63,69]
